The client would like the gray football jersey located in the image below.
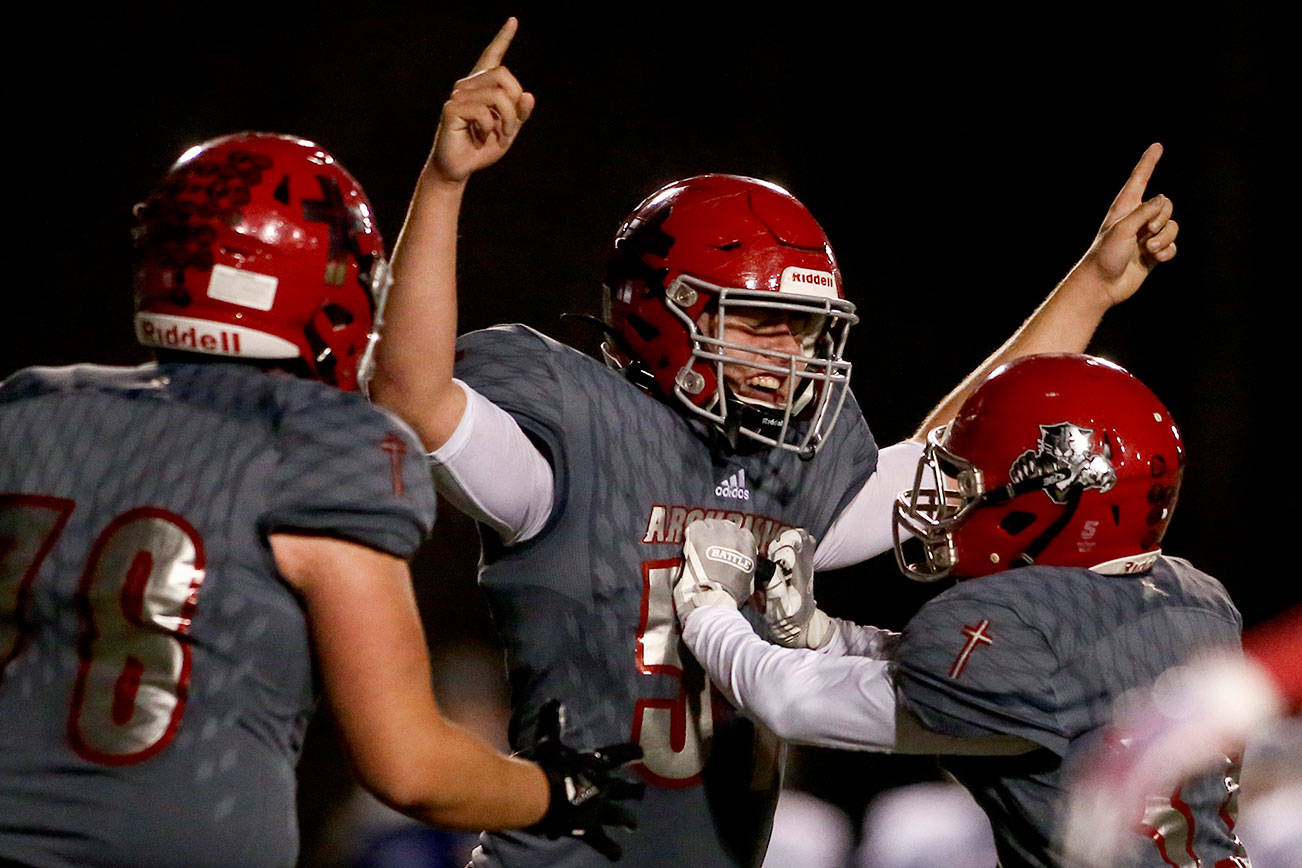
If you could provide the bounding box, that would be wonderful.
[895,556,1250,867]
[0,361,435,867]
[455,325,878,867]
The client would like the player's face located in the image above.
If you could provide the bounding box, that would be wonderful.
[698,305,818,406]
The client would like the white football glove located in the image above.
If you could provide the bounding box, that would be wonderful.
[761,528,832,649]
[674,519,758,625]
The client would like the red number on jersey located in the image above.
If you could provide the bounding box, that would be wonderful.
[631,558,714,787]
[1,497,206,765]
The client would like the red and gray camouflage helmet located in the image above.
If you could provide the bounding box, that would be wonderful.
[132,132,389,392]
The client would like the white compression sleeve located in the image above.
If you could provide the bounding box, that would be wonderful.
[821,616,900,660]
[681,606,898,751]
[814,439,926,571]
[427,380,554,545]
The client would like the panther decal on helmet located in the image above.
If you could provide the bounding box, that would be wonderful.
[1009,422,1118,505]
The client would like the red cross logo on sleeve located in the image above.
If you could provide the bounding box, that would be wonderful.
[380,433,408,496]
[949,619,994,679]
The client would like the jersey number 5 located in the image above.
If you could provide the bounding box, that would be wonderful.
[632,558,714,788]
[1,494,206,766]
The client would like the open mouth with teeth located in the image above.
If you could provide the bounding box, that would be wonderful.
[736,373,789,405]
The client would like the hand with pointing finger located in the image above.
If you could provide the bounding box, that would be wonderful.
[1077,143,1180,308]
[428,17,535,185]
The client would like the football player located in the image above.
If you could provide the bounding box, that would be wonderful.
[368,18,1180,867]
[0,133,639,866]
[676,354,1251,866]
[1061,603,1301,866]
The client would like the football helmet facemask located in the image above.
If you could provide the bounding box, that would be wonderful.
[893,354,1184,581]
[132,132,389,392]
[603,174,857,457]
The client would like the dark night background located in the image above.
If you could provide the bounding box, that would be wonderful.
[8,3,1284,863]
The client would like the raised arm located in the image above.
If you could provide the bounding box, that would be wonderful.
[368,18,535,451]
[912,143,1179,440]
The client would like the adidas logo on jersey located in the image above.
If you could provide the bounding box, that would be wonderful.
[715,470,751,501]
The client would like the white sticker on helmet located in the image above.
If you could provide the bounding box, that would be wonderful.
[134,313,299,359]
[206,264,279,311]
[778,266,838,299]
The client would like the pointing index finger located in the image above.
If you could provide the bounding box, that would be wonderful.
[471,17,518,74]
[1117,142,1164,204]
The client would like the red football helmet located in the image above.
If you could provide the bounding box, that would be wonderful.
[132,132,389,392]
[603,174,857,456]
[893,354,1184,581]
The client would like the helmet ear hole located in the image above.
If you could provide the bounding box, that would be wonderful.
[999,510,1037,536]
[625,313,660,342]
[304,322,336,381]
[273,174,291,205]
[322,304,355,328]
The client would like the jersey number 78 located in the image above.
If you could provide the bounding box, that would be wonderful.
[1,494,206,765]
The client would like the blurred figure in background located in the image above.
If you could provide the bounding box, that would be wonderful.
[1062,604,1301,866]
[856,782,997,868]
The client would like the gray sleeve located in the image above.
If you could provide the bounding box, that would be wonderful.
[263,390,435,559]
[895,596,1069,755]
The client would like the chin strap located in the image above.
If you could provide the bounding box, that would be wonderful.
[972,473,1086,569]
[714,395,785,456]
[597,339,659,395]
[1016,484,1084,567]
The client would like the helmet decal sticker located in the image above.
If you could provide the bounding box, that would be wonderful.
[302,175,367,286]
[606,202,674,296]
[1009,422,1117,505]
[134,148,275,287]
[778,266,838,299]
[206,264,278,311]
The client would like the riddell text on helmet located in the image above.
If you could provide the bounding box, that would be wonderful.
[788,271,834,287]
[135,313,299,359]
[778,267,838,299]
[137,319,243,354]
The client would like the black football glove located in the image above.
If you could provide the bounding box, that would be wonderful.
[521,699,645,861]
